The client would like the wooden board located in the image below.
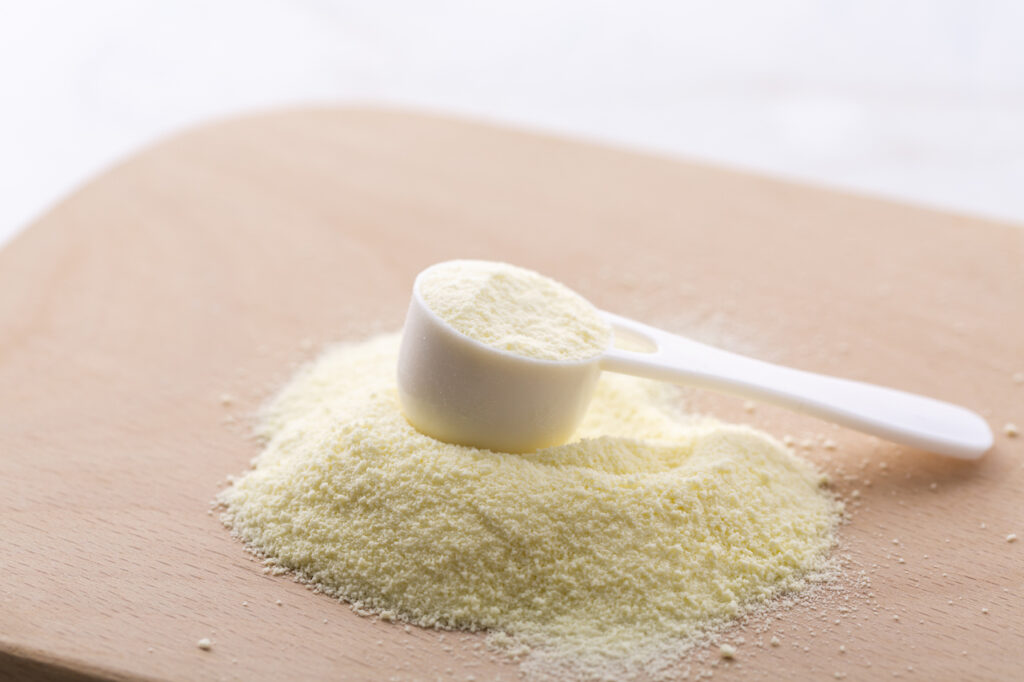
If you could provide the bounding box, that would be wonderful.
[1,108,1022,682]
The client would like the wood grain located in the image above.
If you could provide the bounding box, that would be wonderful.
[1,108,1022,681]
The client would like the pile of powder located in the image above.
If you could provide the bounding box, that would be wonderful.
[220,334,840,674]
[417,260,611,361]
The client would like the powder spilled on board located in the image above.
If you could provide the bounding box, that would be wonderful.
[219,334,840,678]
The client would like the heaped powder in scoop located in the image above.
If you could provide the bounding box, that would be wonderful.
[220,332,840,677]
[418,260,611,361]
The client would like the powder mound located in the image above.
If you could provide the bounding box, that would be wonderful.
[220,334,839,668]
[418,260,611,361]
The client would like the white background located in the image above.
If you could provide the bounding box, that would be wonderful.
[3,0,1023,249]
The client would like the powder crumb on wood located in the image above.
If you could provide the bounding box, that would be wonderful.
[197,638,212,651]
[1007,534,1018,543]
[719,644,737,660]
[769,636,781,647]
[1005,423,1020,437]
[219,393,234,406]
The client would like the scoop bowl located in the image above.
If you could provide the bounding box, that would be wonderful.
[397,276,603,453]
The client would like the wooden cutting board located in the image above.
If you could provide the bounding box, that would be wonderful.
[1,108,1022,682]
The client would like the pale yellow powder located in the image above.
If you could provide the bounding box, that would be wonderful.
[418,260,611,361]
[220,334,839,669]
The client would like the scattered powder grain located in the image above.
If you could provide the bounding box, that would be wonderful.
[1005,423,1019,438]
[418,260,611,361]
[220,334,839,674]
[197,638,212,651]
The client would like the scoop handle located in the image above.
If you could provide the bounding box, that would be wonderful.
[599,312,992,459]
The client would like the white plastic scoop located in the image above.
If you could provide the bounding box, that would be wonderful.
[397,270,993,459]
